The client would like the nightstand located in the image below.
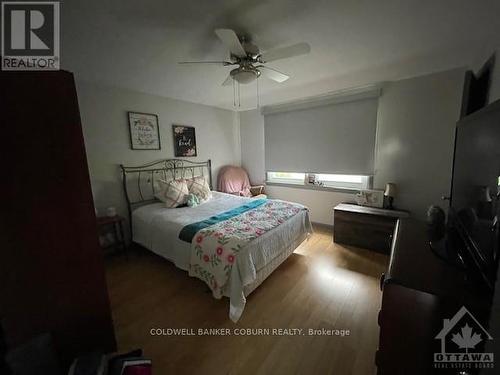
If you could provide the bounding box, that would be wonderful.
[96,215,126,253]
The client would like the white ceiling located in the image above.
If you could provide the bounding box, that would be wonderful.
[62,0,500,111]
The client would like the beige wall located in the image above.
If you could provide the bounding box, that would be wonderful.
[77,81,240,223]
[239,109,266,185]
[373,68,465,219]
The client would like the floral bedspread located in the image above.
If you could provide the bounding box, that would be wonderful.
[188,200,306,298]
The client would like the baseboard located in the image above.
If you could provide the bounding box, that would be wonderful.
[311,221,333,231]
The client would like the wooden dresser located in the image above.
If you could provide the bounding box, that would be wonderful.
[333,203,409,254]
[376,219,493,374]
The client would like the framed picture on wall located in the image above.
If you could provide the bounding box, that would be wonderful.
[172,125,197,157]
[128,112,161,150]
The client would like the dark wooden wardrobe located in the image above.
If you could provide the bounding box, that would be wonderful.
[0,70,116,371]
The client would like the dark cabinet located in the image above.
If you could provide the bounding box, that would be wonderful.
[377,220,492,374]
[0,70,116,370]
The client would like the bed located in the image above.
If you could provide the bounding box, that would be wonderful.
[121,159,312,322]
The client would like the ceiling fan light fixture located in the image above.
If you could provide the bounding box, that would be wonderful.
[180,28,310,106]
[230,67,260,84]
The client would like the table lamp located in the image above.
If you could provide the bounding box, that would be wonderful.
[384,183,397,209]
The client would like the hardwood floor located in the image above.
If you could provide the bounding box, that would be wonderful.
[105,225,388,375]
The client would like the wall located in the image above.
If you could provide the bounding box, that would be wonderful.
[77,81,240,222]
[240,68,465,224]
[239,109,266,184]
[373,68,465,219]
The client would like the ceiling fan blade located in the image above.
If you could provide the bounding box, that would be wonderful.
[258,66,289,83]
[259,42,310,63]
[178,61,234,66]
[215,29,247,58]
[222,75,233,86]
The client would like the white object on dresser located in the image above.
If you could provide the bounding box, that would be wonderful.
[355,189,384,208]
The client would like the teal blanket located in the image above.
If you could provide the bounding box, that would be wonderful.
[179,199,267,243]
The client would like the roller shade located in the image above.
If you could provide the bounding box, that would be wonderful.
[264,94,378,175]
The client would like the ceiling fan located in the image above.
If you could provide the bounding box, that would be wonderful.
[179,29,310,86]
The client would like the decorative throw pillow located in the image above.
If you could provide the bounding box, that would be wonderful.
[154,179,171,203]
[186,193,200,207]
[186,176,212,202]
[155,179,189,208]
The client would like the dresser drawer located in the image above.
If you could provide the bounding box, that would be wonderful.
[334,215,395,253]
[334,210,396,229]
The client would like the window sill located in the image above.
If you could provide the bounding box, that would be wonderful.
[265,181,359,194]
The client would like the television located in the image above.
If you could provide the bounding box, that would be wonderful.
[449,99,500,291]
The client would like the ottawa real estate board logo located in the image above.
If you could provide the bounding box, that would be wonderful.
[434,306,494,370]
[1,1,60,70]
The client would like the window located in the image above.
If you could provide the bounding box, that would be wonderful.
[267,172,305,185]
[315,173,369,189]
[267,171,370,190]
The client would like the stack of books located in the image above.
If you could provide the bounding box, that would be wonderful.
[69,349,151,375]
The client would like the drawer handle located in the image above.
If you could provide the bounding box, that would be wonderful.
[379,273,385,291]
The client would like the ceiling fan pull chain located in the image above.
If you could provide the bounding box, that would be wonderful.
[238,81,241,107]
[256,77,260,109]
[233,78,236,107]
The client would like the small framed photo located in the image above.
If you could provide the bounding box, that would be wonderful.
[307,174,316,184]
[128,112,161,150]
[172,125,197,157]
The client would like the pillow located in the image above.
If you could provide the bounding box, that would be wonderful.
[186,176,212,202]
[186,193,200,207]
[154,179,170,202]
[155,179,189,208]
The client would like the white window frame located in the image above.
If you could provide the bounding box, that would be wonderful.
[266,172,305,185]
[267,171,371,190]
[314,173,370,190]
